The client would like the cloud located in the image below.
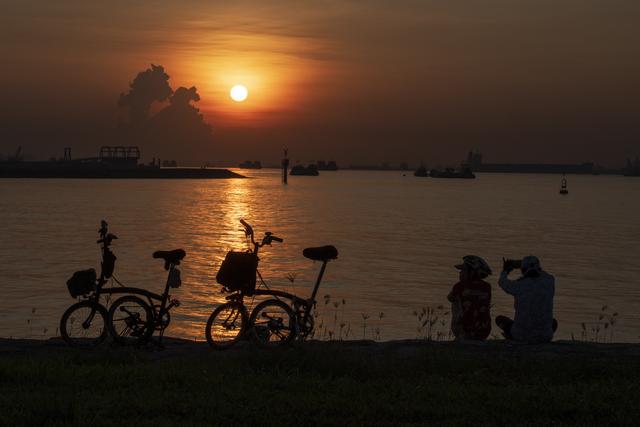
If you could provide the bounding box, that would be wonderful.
[118,64,173,123]
[117,65,213,160]
[170,86,200,106]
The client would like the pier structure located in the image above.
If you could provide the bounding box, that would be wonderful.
[282,147,289,184]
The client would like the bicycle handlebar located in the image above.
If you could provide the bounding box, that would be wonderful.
[97,220,117,247]
[271,236,283,243]
[239,219,254,237]
[96,233,118,246]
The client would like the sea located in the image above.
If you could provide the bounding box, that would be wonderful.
[1,170,639,342]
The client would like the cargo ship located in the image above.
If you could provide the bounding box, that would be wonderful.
[0,146,244,179]
[238,160,262,169]
[290,163,319,176]
[467,151,595,174]
[429,167,475,179]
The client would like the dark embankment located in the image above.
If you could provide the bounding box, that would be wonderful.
[1,338,639,426]
[0,165,244,179]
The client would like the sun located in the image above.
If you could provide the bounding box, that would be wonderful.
[230,84,248,102]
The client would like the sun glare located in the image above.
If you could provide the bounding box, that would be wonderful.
[230,84,248,102]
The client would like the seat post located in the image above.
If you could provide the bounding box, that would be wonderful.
[309,260,328,303]
[161,264,173,308]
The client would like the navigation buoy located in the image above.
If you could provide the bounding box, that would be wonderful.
[559,173,568,195]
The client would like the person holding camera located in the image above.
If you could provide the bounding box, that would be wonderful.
[447,255,493,340]
[496,256,557,343]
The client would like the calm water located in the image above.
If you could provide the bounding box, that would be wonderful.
[1,171,639,342]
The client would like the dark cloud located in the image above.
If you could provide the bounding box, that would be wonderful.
[170,86,200,107]
[118,66,213,161]
[144,85,212,160]
[118,64,172,124]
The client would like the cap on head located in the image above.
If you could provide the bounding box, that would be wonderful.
[455,255,492,279]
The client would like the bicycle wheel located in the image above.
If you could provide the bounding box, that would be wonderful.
[60,300,109,348]
[107,295,154,345]
[249,299,297,348]
[205,301,248,350]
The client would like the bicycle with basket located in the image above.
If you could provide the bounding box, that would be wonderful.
[205,219,338,349]
[60,220,186,347]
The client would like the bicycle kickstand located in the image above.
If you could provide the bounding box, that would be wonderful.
[152,330,166,351]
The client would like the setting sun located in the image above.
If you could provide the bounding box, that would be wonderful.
[230,84,248,102]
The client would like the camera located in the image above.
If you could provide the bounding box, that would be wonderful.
[503,258,522,271]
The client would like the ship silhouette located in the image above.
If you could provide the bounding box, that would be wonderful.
[290,163,319,176]
[239,160,262,169]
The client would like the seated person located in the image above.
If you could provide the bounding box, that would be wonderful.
[496,256,557,343]
[447,255,492,340]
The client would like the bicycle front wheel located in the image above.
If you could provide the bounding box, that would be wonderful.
[60,300,109,348]
[205,301,248,350]
[249,299,297,348]
[107,295,154,345]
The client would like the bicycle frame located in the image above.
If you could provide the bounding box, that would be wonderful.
[90,224,180,331]
[62,221,184,347]
[230,220,332,337]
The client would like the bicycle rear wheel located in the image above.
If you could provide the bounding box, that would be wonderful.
[107,295,154,345]
[249,299,297,348]
[205,301,248,350]
[60,300,109,348]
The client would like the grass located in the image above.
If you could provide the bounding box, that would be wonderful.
[1,339,640,426]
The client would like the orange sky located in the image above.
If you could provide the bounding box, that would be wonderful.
[2,1,640,166]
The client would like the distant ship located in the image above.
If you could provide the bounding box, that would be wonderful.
[290,164,319,176]
[238,160,262,169]
[466,150,595,174]
[0,146,243,179]
[430,167,476,179]
[317,160,338,171]
[414,152,476,178]
[414,164,428,177]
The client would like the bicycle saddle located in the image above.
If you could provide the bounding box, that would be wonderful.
[302,245,338,261]
[153,249,186,269]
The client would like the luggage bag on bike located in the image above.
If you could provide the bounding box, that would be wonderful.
[101,248,116,279]
[216,251,258,295]
[66,268,97,298]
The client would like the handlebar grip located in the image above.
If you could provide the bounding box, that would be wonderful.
[271,236,283,243]
[240,219,254,237]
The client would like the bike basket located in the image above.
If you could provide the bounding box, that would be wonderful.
[168,268,182,288]
[66,268,97,298]
[101,249,116,279]
[216,251,258,295]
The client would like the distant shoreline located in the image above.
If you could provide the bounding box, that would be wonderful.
[247,166,630,175]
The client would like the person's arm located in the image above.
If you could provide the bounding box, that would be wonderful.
[498,270,521,295]
[447,282,460,302]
